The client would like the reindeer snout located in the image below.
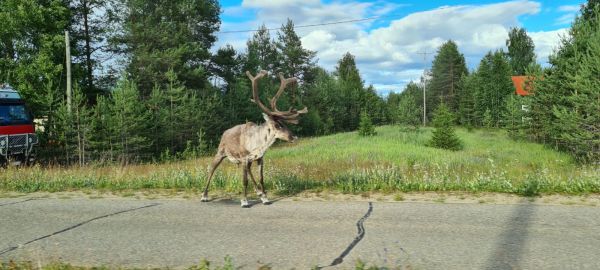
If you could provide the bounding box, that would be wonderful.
[291,136,298,142]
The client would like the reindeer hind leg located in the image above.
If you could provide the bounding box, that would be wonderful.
[202,154,225,202]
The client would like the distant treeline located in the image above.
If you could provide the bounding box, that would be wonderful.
[0,0,597,164]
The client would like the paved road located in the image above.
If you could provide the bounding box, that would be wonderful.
[1,197,599,269]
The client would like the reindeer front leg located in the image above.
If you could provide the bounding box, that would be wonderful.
[241,161,250,208]
[247,162,263,197]
[258,158,270,204]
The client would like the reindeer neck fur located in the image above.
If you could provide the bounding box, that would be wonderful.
[241,121,277,161]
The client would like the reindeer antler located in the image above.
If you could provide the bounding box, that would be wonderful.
[246,70,308,124]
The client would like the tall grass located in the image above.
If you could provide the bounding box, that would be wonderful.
[1,126,598,195]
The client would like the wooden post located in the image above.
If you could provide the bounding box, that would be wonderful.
[65,30,72,113]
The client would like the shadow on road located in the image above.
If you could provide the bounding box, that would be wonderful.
[485,201,536,270]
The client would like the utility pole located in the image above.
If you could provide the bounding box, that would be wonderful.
[417,50,433,126]
[65,30,72,113]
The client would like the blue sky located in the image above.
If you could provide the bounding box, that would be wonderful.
[213,0,585,95]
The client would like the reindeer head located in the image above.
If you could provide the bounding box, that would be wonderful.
[246,70,308,142]
[262,113,296,142]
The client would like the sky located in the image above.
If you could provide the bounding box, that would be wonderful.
[213,0,586,95]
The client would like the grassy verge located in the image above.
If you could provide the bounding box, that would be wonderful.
[1,126,598,196]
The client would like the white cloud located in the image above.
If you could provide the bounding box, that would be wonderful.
[529,28,568,64]
[555,4,580,26]
[215,0,567,95]
[555,14,575,26]
[558,5,580,12]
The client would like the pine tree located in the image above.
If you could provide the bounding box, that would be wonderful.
[532,5,600,162]
[482,108,493,129]
[70,0,117,100]
[473,50,514,127]
[276,19,316,84]
[244,25,279,74]
[50,86,92,166]
[210,45,241,90]
[506,27,536,75]
[115,0,221,96]
[504,95,528,139]
[428,40,468,114]
[457,73,477,127]
[336,52,364,131]
[53,99,76,165]
[363,85,387,125]
[109,78,149,164]
[358,110,376,136]
[428,103,463,151]
[302,67,342,134]
[71,86,93,165]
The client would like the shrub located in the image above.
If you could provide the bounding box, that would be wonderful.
[428,103,463,151]
[358,110,377,136]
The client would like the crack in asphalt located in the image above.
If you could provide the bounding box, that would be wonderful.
[0,198,37,207]
[0,203,160,255]
[318,202,373,269]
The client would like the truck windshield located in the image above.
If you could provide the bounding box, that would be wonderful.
[0,104,31,125]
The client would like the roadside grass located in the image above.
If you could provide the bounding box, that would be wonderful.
[0,126,598,196]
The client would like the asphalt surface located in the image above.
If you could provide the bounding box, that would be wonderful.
[1,197,599,269]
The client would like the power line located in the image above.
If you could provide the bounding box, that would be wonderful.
[218,15,388,34]
[217,6,453,34]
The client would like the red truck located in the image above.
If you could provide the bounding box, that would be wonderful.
[0,84,38,166]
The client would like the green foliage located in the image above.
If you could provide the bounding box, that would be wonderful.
[3,127,597,196]
[457,73,477,127]
[358,111,376,136]
[529,6,600,163]
[504,95,530,139]
[482,108,493,129]
[518,177,541,197]
[276,19,316,84]
[210,45,241,90]
[116,0,221,96]
[396,94,421,130]
[244,24,279,73]
[473,50,514,127]
[3,0,597,166]
[428,104,463,151]
[506,27,536,75]
[92,77,149,165]
[428,40,468,114]
[0,0,71,117]
[337,52,365,130]
[69,0,117,99]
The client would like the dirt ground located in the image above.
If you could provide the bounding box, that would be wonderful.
[1,189,598,207]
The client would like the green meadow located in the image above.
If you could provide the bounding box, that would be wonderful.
[1,126,598,196]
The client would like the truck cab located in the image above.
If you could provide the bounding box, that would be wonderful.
[0,84,38,165]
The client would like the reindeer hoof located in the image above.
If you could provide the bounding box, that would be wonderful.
[241,199,250,208]
[200,195,209,202]
[260,196,271,205]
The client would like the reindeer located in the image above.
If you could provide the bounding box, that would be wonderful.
[201,70,307,207]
